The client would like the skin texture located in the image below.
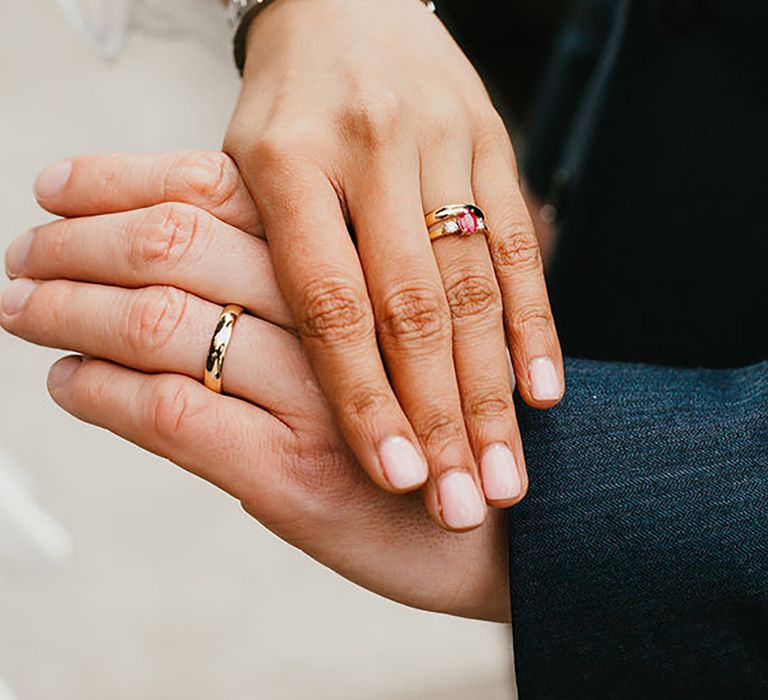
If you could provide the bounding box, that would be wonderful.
[224,0,564,530]
[1,151,510,622]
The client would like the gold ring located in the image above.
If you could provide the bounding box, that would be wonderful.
[424,204,488,242]
[204,304,244,394]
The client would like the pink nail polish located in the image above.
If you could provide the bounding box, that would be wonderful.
[480,443,521,501]
[529,356,561,401]
[1,279,38,316]
[5,229,35,278]
[378,436,428,489]
[35,160,72,200]
[438,471,486,529]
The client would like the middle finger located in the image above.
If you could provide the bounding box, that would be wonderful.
[5,203,293,329]
[349,147,487,531]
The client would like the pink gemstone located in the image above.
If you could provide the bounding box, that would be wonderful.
[458,211,479,234]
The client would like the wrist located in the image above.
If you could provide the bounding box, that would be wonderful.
[231,0,437,74]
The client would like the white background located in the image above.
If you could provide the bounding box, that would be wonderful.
[0,2,514,698]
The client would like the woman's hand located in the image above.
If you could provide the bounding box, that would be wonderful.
[1,151,509,620]
[224,0,564,530]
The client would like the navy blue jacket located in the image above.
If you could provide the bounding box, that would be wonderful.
[440,1,768,696]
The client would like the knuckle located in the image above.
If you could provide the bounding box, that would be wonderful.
[420,109,460,148]
[465,390,512,420]
[248,127,314,172]
[46,280,76,330]
[299,278,373,342]
[473,109,520,179]
[125,285,189,353]
[149,377,198,443]
[378,284,451,345]
[43,220,71,266]
[510,303,555,334]
[491,224,542,273]
[418,411,465,450]
[443,272,502,321]
[473,107,509,143]
[168,151,241,209]
[129,203,210,270]
[346,383,391,422]
[340,91,401,146]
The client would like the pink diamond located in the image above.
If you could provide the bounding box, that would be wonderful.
[458,211,479,234]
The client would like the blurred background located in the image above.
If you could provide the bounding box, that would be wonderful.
[0,2,514,698]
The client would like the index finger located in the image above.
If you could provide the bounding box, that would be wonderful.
[241,157,430,497]
[33,151,262,236]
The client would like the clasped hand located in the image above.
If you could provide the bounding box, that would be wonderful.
[1,151,510,622]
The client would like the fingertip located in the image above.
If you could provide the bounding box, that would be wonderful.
[436,470,487,532]
[5,229,35,279]
[47,355,85,396]
[518,356,564,409]
[480,443,524,504]
[1,278,38,319]
[35,160,73,203]
[378,435,429,491]
[486,478,529,509]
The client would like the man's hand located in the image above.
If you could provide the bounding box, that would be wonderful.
[2,151,510,621]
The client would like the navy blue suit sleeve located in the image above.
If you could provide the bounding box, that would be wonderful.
[510,359,768,699]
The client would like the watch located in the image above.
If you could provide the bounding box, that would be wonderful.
[230,0,437,73]
[229,0,436,28]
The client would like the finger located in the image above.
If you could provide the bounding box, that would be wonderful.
[350,147,486,530]
[0,279,322,423]
[46,356,291,501]
[422,150,528,507]
[5,203,292,329]
[33,151,262,236]
[473,131,564,408]
[236,152,429,496]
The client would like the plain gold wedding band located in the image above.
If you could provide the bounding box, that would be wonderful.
[204,304,244,394]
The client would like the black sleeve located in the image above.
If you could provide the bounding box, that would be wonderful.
[509,359,768,699]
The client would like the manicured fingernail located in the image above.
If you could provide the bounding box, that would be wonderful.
[1,278,38,315]
[35,160,72,199]
[5,229,35,278]
[529,356,561,401]
[379,436,428,489]
[48,356,84,391]
[438,471,486,529]
[480,443,521,501]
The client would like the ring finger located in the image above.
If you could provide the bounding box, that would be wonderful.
[0,279,322,424]
[421,150,527,506]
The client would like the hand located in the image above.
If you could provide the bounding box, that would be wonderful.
[1,151,510,621]
[224,0,564,530]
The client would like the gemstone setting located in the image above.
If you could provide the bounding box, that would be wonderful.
[458,210,480,235]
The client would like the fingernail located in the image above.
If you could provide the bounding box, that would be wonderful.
[1,278,38,315]
[480,443,521,501]
[35,160,72,199]
[529,356,561,401]
[5,229,35,278]
[48,356,84,391]
[438,471,486,529]
[379,436,428,489]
